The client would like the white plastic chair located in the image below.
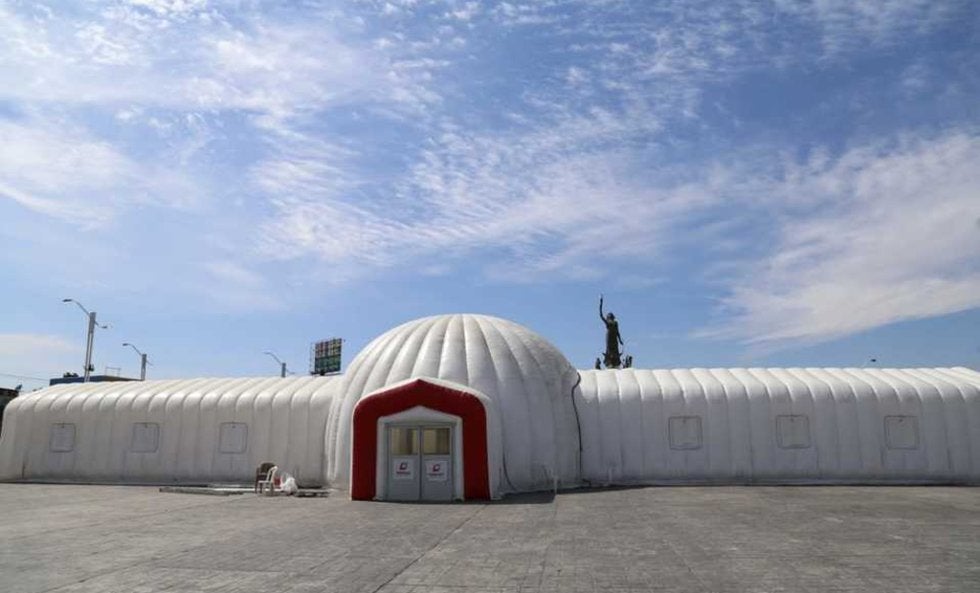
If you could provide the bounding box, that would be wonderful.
[257,465,279,496]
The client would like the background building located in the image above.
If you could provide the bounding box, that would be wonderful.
[0,386,20,434]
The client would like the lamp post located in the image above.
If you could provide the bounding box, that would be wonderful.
[122,343,150,381]
[263,351,287,378]
[62,299,109,383]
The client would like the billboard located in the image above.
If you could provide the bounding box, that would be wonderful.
[311,338,342,375]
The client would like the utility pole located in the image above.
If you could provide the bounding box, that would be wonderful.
[63,299,108,383]
[123,343,150,381]
[263,351,288,378]
[84,311,96,382]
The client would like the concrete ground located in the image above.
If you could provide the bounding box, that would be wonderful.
[0,484,977,593]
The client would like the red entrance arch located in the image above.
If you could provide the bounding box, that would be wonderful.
[351,378,490,500]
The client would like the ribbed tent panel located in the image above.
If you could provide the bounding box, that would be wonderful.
[576,367,980,484]
[0,376,340,485]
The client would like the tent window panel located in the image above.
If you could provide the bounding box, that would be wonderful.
[218,422,248,454]
[131,422,160,453]
[885,415,919,450]
[668,416,702,450]
[422,427,451,455]
[49,423,76,452]
[389,427,418,455]
[776,415,811,449]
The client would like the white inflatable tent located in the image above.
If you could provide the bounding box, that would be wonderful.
[0,376,339,485]
[1,314,978,495]
[576,367,980,485]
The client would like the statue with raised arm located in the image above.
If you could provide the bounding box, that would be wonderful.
[599,295,624,369]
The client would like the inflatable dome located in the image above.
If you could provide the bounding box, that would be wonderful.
[325,314,580,497]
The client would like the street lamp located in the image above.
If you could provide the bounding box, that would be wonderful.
[122,343,150,381]
[62,299,109,383]
[263,351,288,378]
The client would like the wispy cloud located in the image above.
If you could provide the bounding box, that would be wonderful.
[701,131,980,346]
[255,110,690,279]
[0,3,399,115]
[780,0,968,57]
[0,117,199,227]
[0,0,449,297]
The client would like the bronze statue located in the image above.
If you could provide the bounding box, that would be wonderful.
[599,295,624,369]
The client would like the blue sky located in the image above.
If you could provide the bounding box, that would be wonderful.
[1,0,978,390]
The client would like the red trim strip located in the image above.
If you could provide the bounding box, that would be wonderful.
[351,379,490,500]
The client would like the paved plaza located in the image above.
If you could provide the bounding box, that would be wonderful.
[0,484,977,593]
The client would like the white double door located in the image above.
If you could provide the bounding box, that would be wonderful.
[386,424,454,502]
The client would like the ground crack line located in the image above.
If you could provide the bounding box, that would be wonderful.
[369,504,487,593]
